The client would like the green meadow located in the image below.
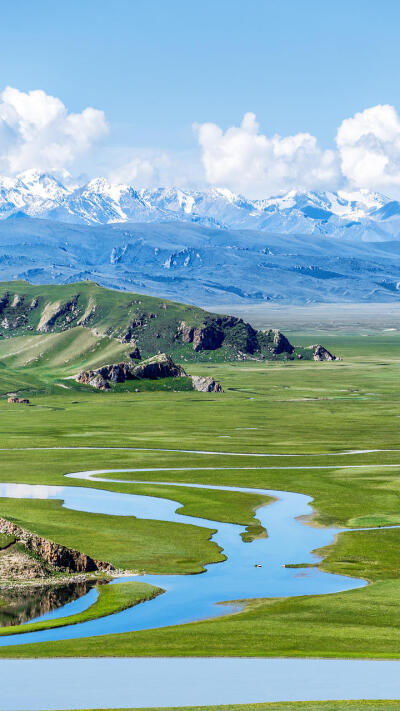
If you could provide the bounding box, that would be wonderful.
[1,331,400,659]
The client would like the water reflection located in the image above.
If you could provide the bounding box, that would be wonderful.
[0,581,97,627]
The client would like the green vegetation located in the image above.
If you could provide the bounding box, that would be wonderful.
[0,281,318,399]
[0,497,226,574]
[0,580,161,637]
[0,534,15,549]
[1,330,400,657]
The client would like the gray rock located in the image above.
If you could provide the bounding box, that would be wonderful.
[310,344,336,361]
[131,353,186,379]
[191,375,223,392]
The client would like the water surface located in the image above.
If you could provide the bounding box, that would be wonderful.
[0,475,366,646]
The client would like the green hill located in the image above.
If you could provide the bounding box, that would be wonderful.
[0,281,331,395]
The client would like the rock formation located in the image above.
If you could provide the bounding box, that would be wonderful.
[309,344,336,361]
[191,376,223,392]
[37,298,78,333]
[266,329,294,355]
[0,517,113,573]
[75,353,222,392]
[130,353,186,379]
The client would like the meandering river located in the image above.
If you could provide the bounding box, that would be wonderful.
[0,464,367,646]
[1,449,400,708]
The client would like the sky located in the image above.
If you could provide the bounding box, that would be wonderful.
[1,0,400,197]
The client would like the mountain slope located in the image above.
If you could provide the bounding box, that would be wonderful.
[0,217,400,305]
[0,282,319,378]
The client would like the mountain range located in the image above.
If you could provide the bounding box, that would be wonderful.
[2,170,400,241]
[2,171,400,305]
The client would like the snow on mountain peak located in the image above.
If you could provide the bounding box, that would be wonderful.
[0,171,398,238]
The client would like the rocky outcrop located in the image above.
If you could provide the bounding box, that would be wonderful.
[131,353,186,379]
[75,353,186,389]
[121,313,156,343]
[0,293,9,315]
[0,517,114,573]
[76,362,133,390]
[77,297,96,326]
[309,344,336,361]
[191,376,223,392]
[37,298,78,333]
[176,317,288,357]
[192,324,225,352]
[176,321,195,344]
[176,320,225,351]
[267,329,294,355]
[11,294,23,308]
[128,343,141,360]
[177,318,241,352]
[75,353,223,393]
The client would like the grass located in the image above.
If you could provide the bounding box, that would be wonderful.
[2,331,400,656]
[0,533,15,549]
[0,280,303,370]
[0,580,161,637]
[0,497,226,574]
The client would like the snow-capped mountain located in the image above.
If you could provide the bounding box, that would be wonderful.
[1,171,400,240]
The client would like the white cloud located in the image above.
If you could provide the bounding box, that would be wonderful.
[108,148,203,190]
[0,86,108,175]
[336,104,400,192]
[194,112,339,197]
[4,86,400,199]
[109,153,170,186]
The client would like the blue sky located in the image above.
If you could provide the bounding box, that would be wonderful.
[1,0,400,196]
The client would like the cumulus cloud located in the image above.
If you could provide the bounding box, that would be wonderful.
[336,104,400,192]
[4,86,400,198]
[0,86,108,174]
[194,112,339,197]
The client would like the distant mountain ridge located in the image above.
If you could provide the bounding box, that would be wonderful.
[1,217,400,305]
[2,170,400,241]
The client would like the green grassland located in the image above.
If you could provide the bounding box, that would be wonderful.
[0,330,400,657]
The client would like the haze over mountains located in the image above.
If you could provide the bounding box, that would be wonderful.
[2,170,400,306]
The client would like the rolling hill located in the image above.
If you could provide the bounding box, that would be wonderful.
[0,281,325,387]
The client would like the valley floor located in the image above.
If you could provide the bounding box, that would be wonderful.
[0,332,400,666]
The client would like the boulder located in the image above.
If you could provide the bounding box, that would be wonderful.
[191,376,223,392]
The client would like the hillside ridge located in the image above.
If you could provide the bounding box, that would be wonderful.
[0,281,332,368]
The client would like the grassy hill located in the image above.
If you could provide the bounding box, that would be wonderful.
[0,280,328,396]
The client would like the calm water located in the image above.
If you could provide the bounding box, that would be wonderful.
[0,475,366,646]
[2,657,400,709]
[0,581,98,627]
